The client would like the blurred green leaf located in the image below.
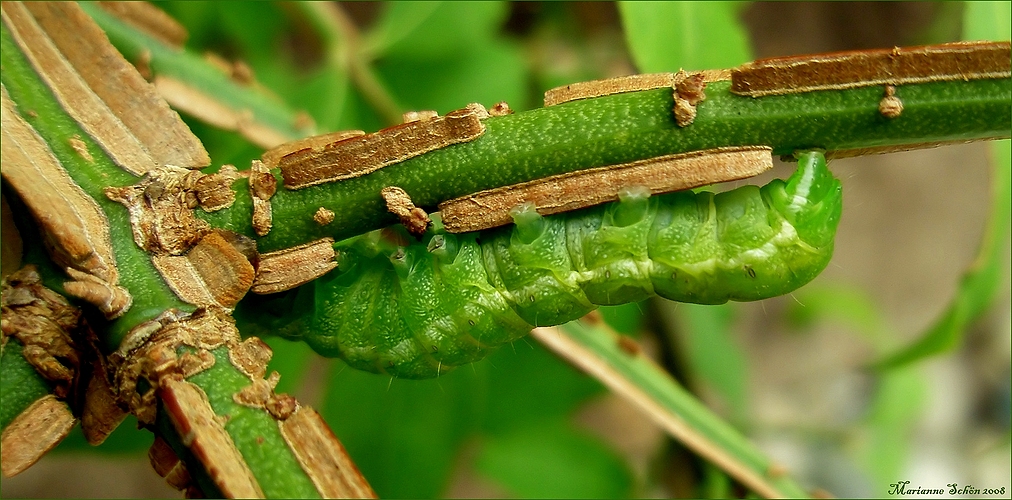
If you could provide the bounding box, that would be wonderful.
[788,284,892,349]
[377,39,531,113]
[963,1,1012,41]
[54,416,152,455]
[854,365,926,490]
[480,338,603,435]
[365,2,509,61]
[263,336,316,396]
[675,304,748,422]
[320,362,486,498]
[874,3,1011,370]
[291,65,358,132]
[618,2,752,72]
[475,418,634,498]
[598,302,647,337]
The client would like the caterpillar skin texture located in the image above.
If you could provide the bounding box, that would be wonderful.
[296,151,841,378]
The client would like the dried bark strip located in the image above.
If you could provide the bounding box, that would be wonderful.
[96,1,189,49]
[25,2,209,171]
[280,103,489,189]
[545,73,676,106]
[261,130,365,169]
[279,407,378,499]
[249,160,275,237]
[381,186,431,236]
[731,41,1012,97]
[1,88,131,318]
[251,238,337,294]
[151,231,255,309]
[2,2,157,176]
[544,70,730,106]
[439,146,773,233]
[153,75,293,149]
[160,375,265,498]
[0,394,77,478]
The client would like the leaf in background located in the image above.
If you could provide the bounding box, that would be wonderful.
[875,1,1011,369]
[618,2,752,72]
[81,2,315,148]
[364,2,509,61]
[475,418,634,498]
[368,1,531,113]
[480,337,604,435]
[320,362,487,498]
[53,416,152,455]
[672,304,748,423]
[963,1,1012,41]
[853,365,926,490]
[291,65,360,132]
[376,40,530,113]
[598,302,647,337]
[787,284,890,346]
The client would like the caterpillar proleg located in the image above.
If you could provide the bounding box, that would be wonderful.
[258,151,841,379]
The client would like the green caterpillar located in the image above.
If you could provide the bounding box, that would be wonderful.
[245,150,841,379]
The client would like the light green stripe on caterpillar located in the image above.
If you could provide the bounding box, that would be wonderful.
[291,151,841,378]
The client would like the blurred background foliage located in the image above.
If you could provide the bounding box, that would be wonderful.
[3,2,1009,498]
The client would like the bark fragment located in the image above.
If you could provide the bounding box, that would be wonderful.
[731,40,1011,97]
[313,207,335,226]
[151,230,255,309]
[440,146,773,233]
[878,85,903,119]
[279,103,489,189]
[0,395,76,478]
[105,165,212,256]
[251,239,337,294]
[1,266,82,398]
[249,160,275,237]
[381,186,431,236]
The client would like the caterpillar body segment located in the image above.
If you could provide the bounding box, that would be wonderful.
[300,151,841,378]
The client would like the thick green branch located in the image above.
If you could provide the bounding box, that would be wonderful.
[198,76,1011,251]
[1,23,188,350]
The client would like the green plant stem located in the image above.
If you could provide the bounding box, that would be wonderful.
[178,345,321,498]
[199,76,1011,252]
[0,23,189,351]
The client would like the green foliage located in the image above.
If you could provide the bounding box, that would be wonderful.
[619,1,752,72]
[6,2,1008,498]
[874,1,1012,369]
